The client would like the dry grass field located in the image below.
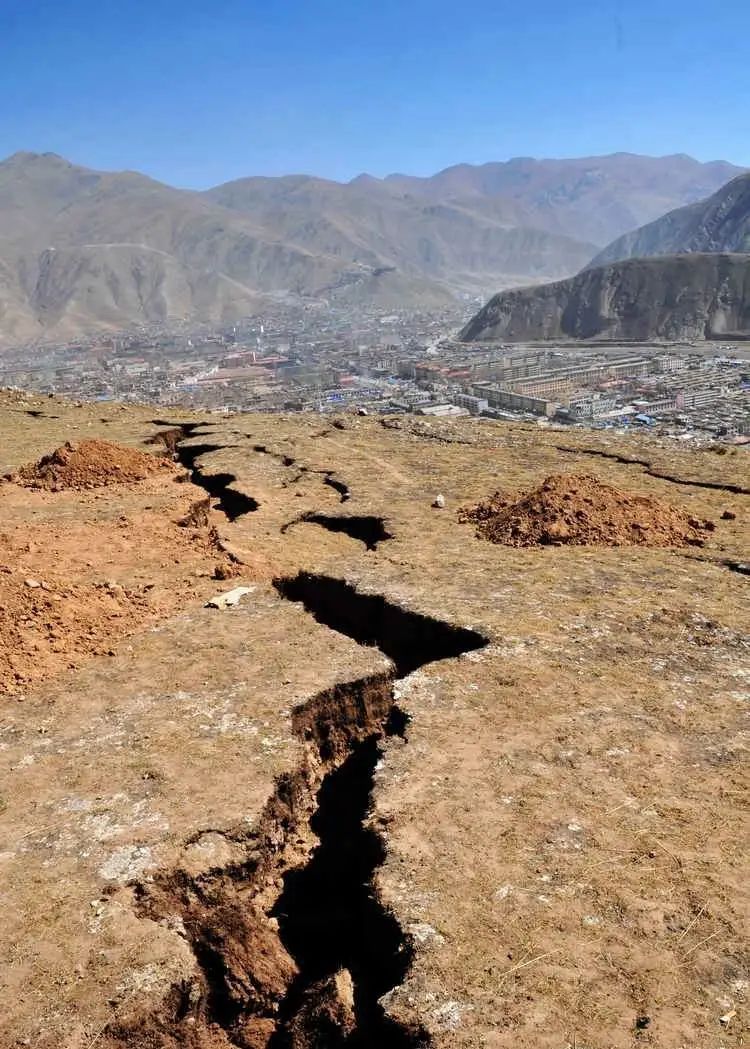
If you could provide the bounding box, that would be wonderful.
[0,391,747,1048]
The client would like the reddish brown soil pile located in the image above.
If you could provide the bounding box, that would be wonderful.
[11,439,172,490]
[0,570,154,695]
[460,473,713,548]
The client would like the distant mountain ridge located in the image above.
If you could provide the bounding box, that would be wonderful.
[204,173,598,293]
[369,153,744,245]
[0,150,744,345]
[586,172,750,269]
[460,254,750,343]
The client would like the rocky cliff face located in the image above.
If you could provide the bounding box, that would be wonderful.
[460,253,750,342]
[587,174,750,269]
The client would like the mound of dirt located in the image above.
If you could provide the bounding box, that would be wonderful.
[10,439,172,490]
[459,473,713,548]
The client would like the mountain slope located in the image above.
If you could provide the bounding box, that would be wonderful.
[587,173,750,269]
[378,153,745,245]
[460,253,750,343]
[208,154,743,287]
[0,153,458,345]
[205,174,598,287]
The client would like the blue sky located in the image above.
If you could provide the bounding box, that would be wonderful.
[1,0,748,187]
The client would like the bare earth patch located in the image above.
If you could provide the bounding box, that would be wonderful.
[0,471,245,696]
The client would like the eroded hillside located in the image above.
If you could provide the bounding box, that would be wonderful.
[0,393,748,1049]
[461,253,750,342]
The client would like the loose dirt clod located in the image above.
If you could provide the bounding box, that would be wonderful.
[459,473,713,548]
[213,560,241,581]
[11,439,172,491]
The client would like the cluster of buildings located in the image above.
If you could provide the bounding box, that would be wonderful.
[0,303,469,410]
[1,303,748,442]
[393,342,750,440]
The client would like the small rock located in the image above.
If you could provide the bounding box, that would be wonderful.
[432,494,446,509]
[24,578,41,589]
[408,922,445,948]
[721,510,737,520]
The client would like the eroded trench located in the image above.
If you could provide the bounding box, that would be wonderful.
[107,574,487,1049]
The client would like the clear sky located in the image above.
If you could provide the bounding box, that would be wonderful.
[1,0,748,188]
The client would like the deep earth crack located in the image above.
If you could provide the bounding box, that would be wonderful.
[251,444,351,502]
[273,572,486,676]
[107,578,487,1049]
[280,514,392,551]
[555,445,750,495]
[150,423,261,520]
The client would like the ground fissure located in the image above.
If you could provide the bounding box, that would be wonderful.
[3,400,748,1049]
[107,577,487,1048]
[164,431,261,520]
[280,514,392,551]
[555,444,750,494]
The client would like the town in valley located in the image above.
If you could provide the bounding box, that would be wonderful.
[3,301,748,444]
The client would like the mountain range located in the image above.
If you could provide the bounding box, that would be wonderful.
[462,172,750,343]
[0,151,744,345]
